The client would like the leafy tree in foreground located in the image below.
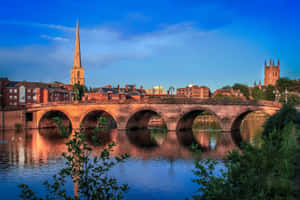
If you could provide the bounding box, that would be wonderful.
[190,104,299,200]
[19,117,129,200]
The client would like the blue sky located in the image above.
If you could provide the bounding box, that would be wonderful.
[0,0,300,91]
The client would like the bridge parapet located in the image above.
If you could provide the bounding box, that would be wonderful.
[25,99,282,109]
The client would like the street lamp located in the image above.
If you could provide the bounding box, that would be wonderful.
[273,89,280,102]
[284,88,288,104]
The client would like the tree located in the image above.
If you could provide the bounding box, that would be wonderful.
[222,85,231,90]
[190,104,299,200]
[19,117,129,200]
[276,77,294,92]
[287,94,300,105]
[232,83,250,99]
[251,87,265,100]
[73,84,87,101]
[264,85,275,101]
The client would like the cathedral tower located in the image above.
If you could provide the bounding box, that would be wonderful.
[264,59,280,86]
[70,18,85,85]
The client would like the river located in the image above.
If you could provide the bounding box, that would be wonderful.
[0,113,267,200]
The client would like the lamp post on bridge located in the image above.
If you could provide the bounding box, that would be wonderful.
[273,88,288,103]
[273,89,281,102]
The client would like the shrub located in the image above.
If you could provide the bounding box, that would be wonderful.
[190,104,299,200]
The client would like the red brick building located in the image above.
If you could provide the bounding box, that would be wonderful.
[211,88,246,99]
[0,78,72,107]
[176,85,210,99]
[84,84,145,102]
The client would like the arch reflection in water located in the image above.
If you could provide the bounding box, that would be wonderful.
[177,110,221,131]
[177,129,236,153]
[126,128,167,148]
[232,111,269,146]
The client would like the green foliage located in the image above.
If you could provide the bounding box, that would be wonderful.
[19,117,129,200]
[14,123,22,132]
[222,85,231,90]
[251,87,266,100]
[287,94,300,106]
[73,84,87,101]
[53,81,63,84]
[262,104,297,138]
[276,78,294,91]
[190,105,299,200]
[212,93,243,101]
[232,83,249,99]
[264,85,276,101]
[52,117,70,137]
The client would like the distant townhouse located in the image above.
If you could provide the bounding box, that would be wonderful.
[212,88,246,100]
[176,84,210,99]
[84,84,145,101]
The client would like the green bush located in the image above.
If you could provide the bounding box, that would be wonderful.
[262,104,297,138]
[190,104,299,200]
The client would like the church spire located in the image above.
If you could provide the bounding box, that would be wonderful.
[73,17,81,68]
[70,18,85,85]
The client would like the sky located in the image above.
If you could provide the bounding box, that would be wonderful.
[1,0,300,91]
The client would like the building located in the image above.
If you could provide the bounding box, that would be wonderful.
[264,59,280,86]
[144,86,165,95]
[176,84,210,99]
[0,79,72,107]
[84,84,145,101]
[211,88,246,100]
[70,18,85,85]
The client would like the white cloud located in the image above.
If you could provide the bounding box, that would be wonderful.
[40,35,70,42]
[0,20,209,82]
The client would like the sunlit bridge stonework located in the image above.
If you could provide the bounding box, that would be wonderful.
[27,99,281,132]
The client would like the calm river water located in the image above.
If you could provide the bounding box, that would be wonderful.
[0,114,266,200]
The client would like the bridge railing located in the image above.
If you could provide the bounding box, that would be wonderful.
[25,98,283,108]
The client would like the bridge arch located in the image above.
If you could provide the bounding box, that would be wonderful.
[80,109,118,129]
[38,109,73,130]
[176,107,220,131]
[126,108,168,130]
[231,109,270,132]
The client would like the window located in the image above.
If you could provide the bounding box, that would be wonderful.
[14,89,17,93]
[27,89,31,93]
[33,95,37,101]
[9,102,12,105]
[33,89,36,93]
[27,96,31,99]
[14,96,17,100]
[14,102,17,105]
[9,96,12,100]
[9,89,13,93]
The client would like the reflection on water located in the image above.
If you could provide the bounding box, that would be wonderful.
[0,113,267,200]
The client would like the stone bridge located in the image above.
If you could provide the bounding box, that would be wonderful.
[26,99,282,132]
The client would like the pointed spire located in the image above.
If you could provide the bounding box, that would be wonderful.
[73,17,81,68]
[273,60,275,65]
[265,60,267,67]
[269,59,272,66]
[254,81,257,86]
[278,59,280,67]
